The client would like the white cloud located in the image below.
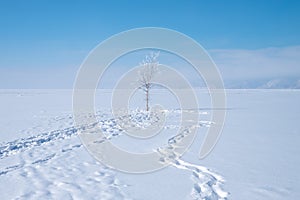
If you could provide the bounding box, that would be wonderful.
[209,46,300,81]
[1,46,300,89]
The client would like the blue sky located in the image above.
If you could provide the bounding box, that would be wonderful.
[0,0,300,88]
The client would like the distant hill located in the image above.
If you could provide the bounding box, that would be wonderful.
[224,78,300,89]
[258,78,300,89]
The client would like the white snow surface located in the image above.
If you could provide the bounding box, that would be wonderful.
[0,89,299,199]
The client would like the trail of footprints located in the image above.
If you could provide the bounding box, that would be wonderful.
[0,110,228,199]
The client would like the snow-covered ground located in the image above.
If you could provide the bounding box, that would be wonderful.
[0,89,299,199]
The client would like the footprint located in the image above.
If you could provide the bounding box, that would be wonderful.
[32,153,56,165]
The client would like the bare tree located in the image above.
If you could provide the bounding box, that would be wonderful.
[138,52,159,111]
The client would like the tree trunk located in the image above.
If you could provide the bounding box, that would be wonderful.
[146,84,149,111]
